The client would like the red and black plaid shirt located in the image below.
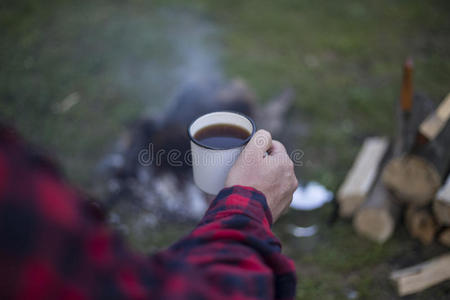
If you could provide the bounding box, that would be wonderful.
[0,126,296,300]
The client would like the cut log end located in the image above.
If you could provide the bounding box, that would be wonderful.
[433,200,450,226]
[354,208,395,243]
[382,155,441,205]
[353,179,400,243]
[438,229,450,248]
[405,206,438,245]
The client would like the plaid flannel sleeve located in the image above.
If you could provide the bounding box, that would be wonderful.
[167,185,297,300]
[0,126,296,300]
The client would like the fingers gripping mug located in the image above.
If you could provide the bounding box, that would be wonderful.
[188,111,255,195]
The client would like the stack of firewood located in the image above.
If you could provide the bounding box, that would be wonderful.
[336,59,450,295]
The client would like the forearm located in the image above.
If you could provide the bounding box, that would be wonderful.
[166,186,297,300]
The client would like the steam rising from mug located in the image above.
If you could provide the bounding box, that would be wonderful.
[188,111,255,195]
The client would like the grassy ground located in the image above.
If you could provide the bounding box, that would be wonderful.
[1,0,450,299]
[196,0,450,189]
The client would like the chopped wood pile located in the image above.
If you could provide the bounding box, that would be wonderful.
[336,59,450,295]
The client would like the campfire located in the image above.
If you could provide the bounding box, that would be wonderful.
[97,79,294,230]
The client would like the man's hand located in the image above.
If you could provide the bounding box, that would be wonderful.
[225,129,298,222]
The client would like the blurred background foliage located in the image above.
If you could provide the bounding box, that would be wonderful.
[1,0,449,299]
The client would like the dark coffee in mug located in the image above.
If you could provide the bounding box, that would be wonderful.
[194,124,251,148]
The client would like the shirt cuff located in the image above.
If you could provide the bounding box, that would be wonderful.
[203,185,273,227]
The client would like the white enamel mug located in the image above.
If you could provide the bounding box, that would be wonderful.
[188,111,255,195]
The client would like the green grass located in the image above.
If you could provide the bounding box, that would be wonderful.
[2,0,450,299]
[195,0,450,189]
[0,0,191,188]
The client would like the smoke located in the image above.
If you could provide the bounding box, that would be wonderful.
[167,9,223,85]
[114,8,223,113]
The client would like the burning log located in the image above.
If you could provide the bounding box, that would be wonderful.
[353,179,401,243]
[390,253,450,296]
[337,137,389,217]
[405,206,438,245]
[433,175,450,226]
